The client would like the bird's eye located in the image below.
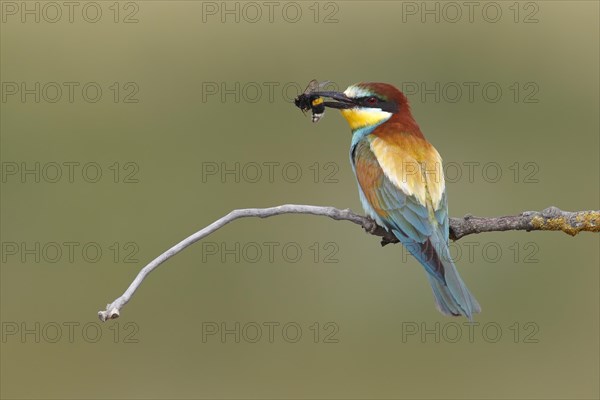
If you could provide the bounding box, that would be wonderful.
[366,97,378,105]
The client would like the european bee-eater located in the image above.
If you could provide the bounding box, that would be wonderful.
[303,82,480,319]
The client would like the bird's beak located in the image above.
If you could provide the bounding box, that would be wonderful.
[311,91,356,109]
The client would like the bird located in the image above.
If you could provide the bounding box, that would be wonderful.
[301,82,481,319]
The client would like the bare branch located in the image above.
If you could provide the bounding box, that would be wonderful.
[98,205,599,321]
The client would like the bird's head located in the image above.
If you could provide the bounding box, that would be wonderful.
[313,82,412,132]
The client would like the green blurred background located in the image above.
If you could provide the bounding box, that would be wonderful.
[1,1,598,398]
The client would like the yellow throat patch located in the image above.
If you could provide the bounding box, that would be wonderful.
[340,108,392,131]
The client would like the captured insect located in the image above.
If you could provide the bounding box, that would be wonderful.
[294,79,330,123]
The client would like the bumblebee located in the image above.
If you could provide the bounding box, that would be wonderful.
[294,80,328,123]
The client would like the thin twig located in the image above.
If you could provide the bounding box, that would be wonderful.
[98,205,599,321]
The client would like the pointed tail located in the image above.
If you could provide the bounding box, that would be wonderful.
[400,229,481,319]
[427,264,481,320]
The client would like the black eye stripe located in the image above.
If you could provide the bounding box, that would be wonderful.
[357,96,379,103]
[355,96,398,113]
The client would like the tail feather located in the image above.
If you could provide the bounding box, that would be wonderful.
[428,261,481,320]
[434,229,481,320]
[399,229,481,319]
[427,275,461,316]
